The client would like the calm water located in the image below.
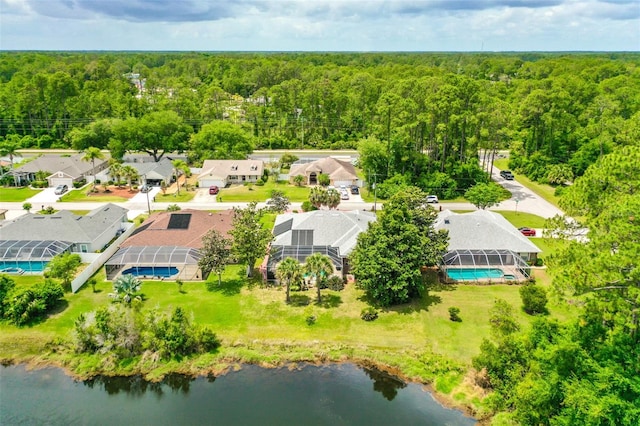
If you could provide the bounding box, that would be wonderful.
[0,363,475,425]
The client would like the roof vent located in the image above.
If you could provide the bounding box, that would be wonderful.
[444,219,450,224]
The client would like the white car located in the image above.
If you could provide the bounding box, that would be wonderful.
[426,195,439,204]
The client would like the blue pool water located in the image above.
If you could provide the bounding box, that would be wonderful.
[122,266,178,278]
[0,260,48,273]
[447,268,504,281]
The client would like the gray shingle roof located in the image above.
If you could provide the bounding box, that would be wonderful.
[0,203,127,244]
[434,210,541,253]
[14,153,109,177]
[272,210,376,256]
[126,158,174,180]
[289,157,358,181]
[199,159,264,180]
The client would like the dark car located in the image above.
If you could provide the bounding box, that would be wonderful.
[139,184,152,193]
[500,170,514,180]
[54,184,68,195]
[519,227,536,237]
[209,185,219,195]
[350,185,359,195]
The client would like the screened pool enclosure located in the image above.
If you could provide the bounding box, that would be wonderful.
[0,240,72,274]
[105,246,202,280]
[441,249,531,283]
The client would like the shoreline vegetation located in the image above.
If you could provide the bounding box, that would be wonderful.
[0,266,567,422]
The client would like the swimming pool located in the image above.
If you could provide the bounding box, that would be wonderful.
[0,261,49,273]
[446,268,504,281]
[122,266,179,278]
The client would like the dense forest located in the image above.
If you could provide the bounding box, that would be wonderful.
[1,51,639,196]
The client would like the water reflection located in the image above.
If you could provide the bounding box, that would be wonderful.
[84,372,196,397]
[362,366,407,401]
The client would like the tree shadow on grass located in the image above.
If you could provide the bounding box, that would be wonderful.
[288,293,311,306]
[357,290,442,314]
[205,278,244,296]
[317,293,342,309]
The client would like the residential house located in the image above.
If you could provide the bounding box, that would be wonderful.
[264,209,376,281]
[288,157,358,187]
[434,209,541,282]
[198,159,264,188]
[105,209,234,280]
[0,204,128,273]
[11,153,110,187]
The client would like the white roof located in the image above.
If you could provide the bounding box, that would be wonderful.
[434,210,541,253]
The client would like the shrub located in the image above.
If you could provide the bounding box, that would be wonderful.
[326,275,345,291]
[301,200,317,212]
[306,315,317,325]
[22,202,32,212]
[360,307,379,321]
[167,204,181,212]
[520,284,548,315]
[255,178,265,186]
[449,307,462,322]
[5,280,64,325]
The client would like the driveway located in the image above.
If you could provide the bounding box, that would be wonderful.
[489,167,564,219]
[26,187,62,204]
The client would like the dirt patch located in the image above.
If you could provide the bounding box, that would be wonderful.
[87,185,137,199]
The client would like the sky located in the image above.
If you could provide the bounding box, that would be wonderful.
[1,0,639,51]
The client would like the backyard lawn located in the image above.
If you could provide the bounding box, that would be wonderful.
[0,264,577,366]
[219,181,310,202]
[0,187,40,202]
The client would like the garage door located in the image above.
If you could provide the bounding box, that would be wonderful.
[49,177,73,188]
[199,178,225,188]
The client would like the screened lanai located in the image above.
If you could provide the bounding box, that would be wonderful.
[0,240,72,274]
[105,246,202,280]
[441,249,531,283]
[265,245,342,281]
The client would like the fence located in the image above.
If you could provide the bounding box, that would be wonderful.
[70,222,136,293]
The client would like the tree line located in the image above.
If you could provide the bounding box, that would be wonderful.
[1,51,638,190]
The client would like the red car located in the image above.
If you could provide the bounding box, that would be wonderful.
[519,227,536,237]
[209,185,219,195]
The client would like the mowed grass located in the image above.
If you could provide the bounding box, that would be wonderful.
[154,191,195,202]
[220,181,310,202]
[494,158,561,208]
[0,187,40,202]
[0,266,578,365]
[60,189,128,202]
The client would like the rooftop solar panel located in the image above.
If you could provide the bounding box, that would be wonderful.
[167,213,192,229]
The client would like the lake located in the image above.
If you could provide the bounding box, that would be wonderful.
[0,363,476,425]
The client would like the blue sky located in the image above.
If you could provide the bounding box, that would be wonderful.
[1,0,638,51]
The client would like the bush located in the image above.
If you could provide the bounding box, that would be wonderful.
[360,307,379,321]
[255,178,265,186]
[449,307,462,322]
[306,315,317,325]
[301,200,317,212]
[519,284,548,315]
[326,275,345,291]
[167,204,181,212]
[5,280,64,326]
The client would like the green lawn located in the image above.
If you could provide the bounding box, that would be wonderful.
[0,265,578,366]
[493,158,561,208]
[154,191,195,203]
[219,181,311,202]
[496,211,548,228]
[0,187,40,202]
[60,189,129,202]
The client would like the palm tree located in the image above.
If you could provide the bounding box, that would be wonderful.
[121,165,139,191]
[0,138,22,186]
[108,160,123,188]
[304,252,334,304]
[326,188,341,209]
[276,257,302,303]
[172,159,190,195]
[110,274,142,305]
[82,147,105,189]
[309,186,327,209]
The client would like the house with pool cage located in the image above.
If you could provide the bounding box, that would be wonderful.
[434,210,541,283]
[105,209,233,281]
[262,209,377,282]
[0,204,128,274]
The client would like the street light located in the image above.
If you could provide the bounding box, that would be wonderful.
[514,197,520,215]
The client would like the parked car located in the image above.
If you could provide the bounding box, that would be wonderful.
[350,185,360,195]
[500,170,514,180]
[426,195,439,204]
[209,185,219,195]
[340,191,349,200]
[519,227,536,237]
[139,184,151,193]
[54,184,68,195]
